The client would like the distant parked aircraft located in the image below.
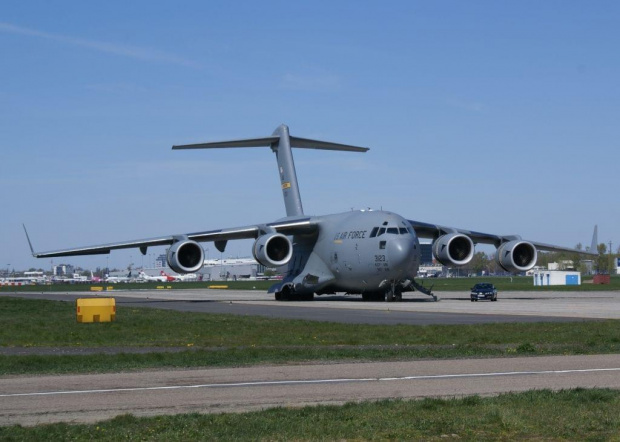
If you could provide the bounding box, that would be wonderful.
[160,270,197,282]
[105,270,133,283]
[137,271,167,282]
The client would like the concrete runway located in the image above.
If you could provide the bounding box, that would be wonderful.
[1,354,619,426]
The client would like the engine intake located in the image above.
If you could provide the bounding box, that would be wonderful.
[252,233,293,267]
[167,240,204,273]
[432,233,474,266]
[496,240,537,273]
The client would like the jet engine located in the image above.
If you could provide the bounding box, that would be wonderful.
[252,233,293,267]
[432,233,474,266]
[496,240,537,273]
[167,240,205,274]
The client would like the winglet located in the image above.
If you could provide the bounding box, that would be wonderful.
[23,224,36,256]
[590,225,598,253]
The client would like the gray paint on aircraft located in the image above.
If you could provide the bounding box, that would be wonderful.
[29,124,596,302]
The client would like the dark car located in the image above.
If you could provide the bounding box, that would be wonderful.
[470,283,497,302]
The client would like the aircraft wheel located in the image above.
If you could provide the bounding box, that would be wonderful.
[275,285,292,301]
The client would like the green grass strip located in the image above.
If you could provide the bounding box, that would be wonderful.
[0,297,619,375]
[1,389,618,440]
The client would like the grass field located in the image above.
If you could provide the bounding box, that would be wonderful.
[1,389,618,440]
[2,275,618,293]
[1,296,619,375]
[1,296,619,438]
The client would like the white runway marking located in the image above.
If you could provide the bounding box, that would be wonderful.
[2,367,619,398]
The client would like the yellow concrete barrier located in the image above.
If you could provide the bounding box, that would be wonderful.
[76,298,116,323]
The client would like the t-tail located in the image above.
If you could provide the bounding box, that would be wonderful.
[172,124,369,217]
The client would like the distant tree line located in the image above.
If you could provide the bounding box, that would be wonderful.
[456,243,616,276]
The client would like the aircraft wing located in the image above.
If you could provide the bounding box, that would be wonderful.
[29,217,316,258]
[408,219,598,256]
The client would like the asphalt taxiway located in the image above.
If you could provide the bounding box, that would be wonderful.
[3,288,620,324]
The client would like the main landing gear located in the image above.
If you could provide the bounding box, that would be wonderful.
[361,284,402,302]
[274,284,314,301]
[361,279,438,302]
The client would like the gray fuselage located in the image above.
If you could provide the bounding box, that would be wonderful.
[283,210,421,295]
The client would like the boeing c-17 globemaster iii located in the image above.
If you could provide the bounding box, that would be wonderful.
[26,125,597,301]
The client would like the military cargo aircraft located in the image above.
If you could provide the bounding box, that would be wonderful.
[26,125,597,301]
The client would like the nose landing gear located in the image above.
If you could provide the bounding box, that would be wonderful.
[385,283,402,302]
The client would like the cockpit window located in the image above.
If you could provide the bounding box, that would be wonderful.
[370,225,414,237]
[370,224,412,237]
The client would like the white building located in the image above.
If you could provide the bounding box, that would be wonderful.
[199,258,263,281]
[533,270,581,286]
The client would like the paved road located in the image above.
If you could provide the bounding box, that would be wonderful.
[4,289,619,324]
[1,354,619,426]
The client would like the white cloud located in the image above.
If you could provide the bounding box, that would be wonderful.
[0,22,199,68]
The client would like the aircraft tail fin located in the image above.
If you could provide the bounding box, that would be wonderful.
[590,225,598,253]
[173,124,368,217]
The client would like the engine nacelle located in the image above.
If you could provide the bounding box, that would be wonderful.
[166,240,204,273]
[252,233,293,267]
[496,240,537,273]
[432,233,474,266]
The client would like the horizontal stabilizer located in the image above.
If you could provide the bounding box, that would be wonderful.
[173,136,279,150]
[289,136,368,152]
[173,132,369,153]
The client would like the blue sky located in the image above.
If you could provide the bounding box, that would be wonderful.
[1,1,618,272]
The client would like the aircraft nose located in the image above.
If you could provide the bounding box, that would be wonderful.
[387,237,417,275]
